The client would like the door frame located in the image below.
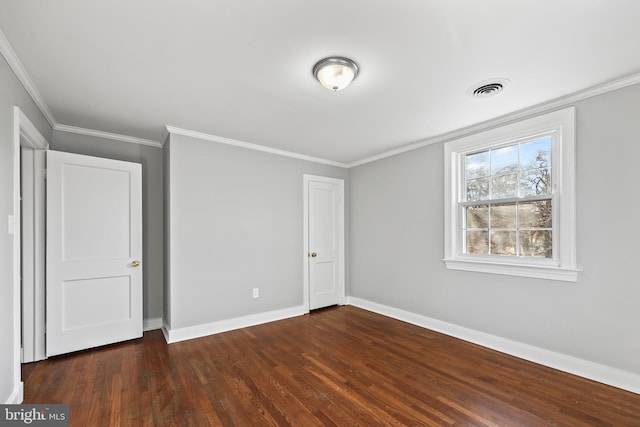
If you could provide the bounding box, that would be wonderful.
[20,147,46,363]
[12,107,48,399]
[302,174,345,312]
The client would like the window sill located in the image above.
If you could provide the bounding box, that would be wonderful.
[442,258,579,282]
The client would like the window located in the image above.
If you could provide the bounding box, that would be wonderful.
[464,136,552,257]
[444,107,578,281]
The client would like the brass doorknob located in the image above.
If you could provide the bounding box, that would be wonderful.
[131,260,140,267]
[310,253,317,258]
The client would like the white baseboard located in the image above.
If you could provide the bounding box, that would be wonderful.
[6,382,23,404]
[162,305,307,344]
[161,324,170,343]
[143,317,163,331]
[347,296,640,395]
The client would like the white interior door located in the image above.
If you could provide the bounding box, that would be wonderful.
[46,151,143,357]
[305,175,344,310]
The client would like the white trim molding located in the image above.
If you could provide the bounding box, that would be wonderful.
[0,29,57,128]
[166,126,349,168]
[162,305,306,344]
[12,107,50,402]
[348,73,640,168]
[347,297,640,395]
[55,124,162,148]
[443,107,578,281]
[6,382,23,404]
[442,258,579,282]
[2,19,640,167]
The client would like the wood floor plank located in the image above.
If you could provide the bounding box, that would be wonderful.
[22,306,640,426]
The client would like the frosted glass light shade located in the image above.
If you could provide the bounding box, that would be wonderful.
[313,57,359,92]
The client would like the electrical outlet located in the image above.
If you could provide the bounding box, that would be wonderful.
[252,288,259,298]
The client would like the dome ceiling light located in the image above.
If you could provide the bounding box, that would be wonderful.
[313,57,359,92]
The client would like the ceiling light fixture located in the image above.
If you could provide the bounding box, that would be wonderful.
[313,57,359,92]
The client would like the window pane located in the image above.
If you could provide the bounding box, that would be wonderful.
[519,201,552,228]
[520,168,551,196]
[466,205,488,228]
[467,231,489,254]
[492,173,518,199]
[491,145,518,175]
[460,134,556,260]
[465,151,490,179]
[490,203,516,228]
[519,230,552,258]
[490,230,516,255]
[520,137,551,170]
[466,177,490,201]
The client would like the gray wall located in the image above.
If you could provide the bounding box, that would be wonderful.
[165,134,348,330]
[52,131,164,322]
[349,83,640,374]
[0,55,52,402]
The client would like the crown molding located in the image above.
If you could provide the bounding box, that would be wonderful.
[166,126,349,168]
[3,20,638,165]
[54,124,162,148]
[347,72,640,168]
[0,27,57,128]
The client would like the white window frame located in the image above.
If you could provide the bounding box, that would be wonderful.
[443,107,578,282]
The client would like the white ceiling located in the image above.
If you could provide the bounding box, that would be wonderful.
[1,1,639,164]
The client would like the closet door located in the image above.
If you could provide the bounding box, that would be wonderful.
[46,151,143,357]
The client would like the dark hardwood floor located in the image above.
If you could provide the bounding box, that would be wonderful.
[22,306,640,426]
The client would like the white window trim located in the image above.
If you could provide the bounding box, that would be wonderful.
[443,107,578,282]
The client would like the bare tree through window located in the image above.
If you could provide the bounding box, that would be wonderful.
[464,136,553,258]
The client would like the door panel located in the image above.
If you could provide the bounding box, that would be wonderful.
[47,151,142,357]
[307,177,344,310]
[313,262,336,294]
[62,164,132,260]
[62,276,132,330]
[314,187,336,249]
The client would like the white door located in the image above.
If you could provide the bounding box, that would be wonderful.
[46,151,143,357]
[305,175,345,310]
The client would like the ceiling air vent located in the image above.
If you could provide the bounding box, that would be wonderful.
[468,78,510,98]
